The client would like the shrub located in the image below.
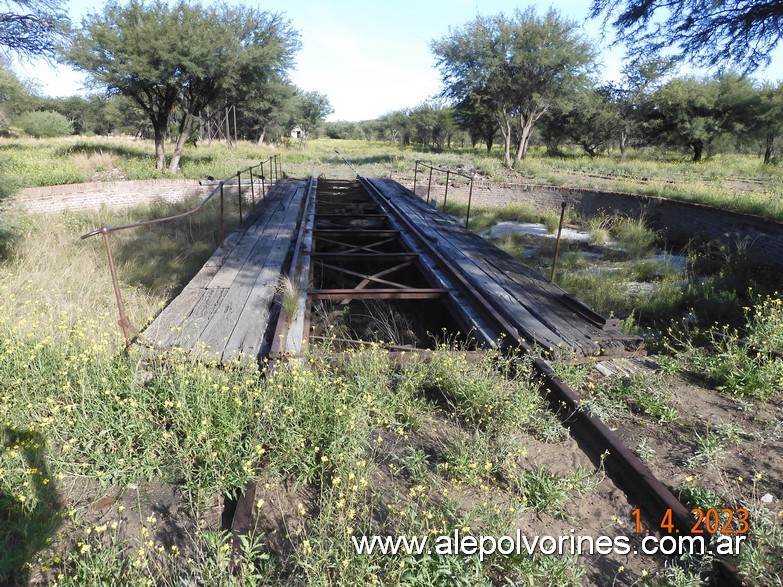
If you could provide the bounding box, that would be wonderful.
[16,110,73,138]
[612,216,657,259]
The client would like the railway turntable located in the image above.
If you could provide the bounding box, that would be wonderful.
[141,175,641,363]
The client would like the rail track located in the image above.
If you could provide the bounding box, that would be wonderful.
[229,171,744,585]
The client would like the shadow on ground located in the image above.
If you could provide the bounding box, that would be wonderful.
[0,428,62,586]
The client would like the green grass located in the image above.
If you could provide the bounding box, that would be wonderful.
[0,136,279,187]
[2,138,783,586]
[4,136,783,222]
[579,373,679,423]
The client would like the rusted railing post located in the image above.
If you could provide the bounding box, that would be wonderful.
[101,228,133,346]
[237,171,243,223]
[443,170,450,211]
[426,167,433,205]
[220,182,225,245]
[465,177,474,228]
[249,166,256,206]
[413,161,419,195]
[550,201,567,283]
[260,162,266,199]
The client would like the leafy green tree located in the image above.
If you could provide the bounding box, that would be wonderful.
[67,0,299,172]
[377,109,414,144]
[453,93,497,152]
[0,60,38,131]
[408,102,455,150]
[432,8,596,168]
[590,0,783,71]
[713,73,761,153]
[560,86,620,157]
[16,110,71,137]
[233,79,297,145]
[603,58,675,157]
[291,89,333,144]
[324,120,365,140]
[756,82,783,163]
[650,77,721,161]
[0,0,68,59]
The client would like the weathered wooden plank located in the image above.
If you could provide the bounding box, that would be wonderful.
[221,185,307,361]
[206,183,295,289]
[141,179,304,354]
[285,184,317,354]
[142,180,296,346]
[160,287,229,350]
[369,178,614,355]
[197,186,305,357]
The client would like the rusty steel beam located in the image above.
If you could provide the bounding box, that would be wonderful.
[315,214,387,220]
[314,236,399,254]
[308,288,448,300]
[314,229,399,238]
[317,261,414,290]
[312,252,418,262]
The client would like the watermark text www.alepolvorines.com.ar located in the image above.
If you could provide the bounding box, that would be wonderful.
[351,529,748,561]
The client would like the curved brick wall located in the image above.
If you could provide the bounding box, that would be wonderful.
[504,184,783,266]
[10,178,783,268]
[9,179,212,214]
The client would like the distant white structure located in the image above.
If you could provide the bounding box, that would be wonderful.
[290,125,303,139]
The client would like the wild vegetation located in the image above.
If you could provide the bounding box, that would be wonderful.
[1,0,782,581]
[1,137,781,585]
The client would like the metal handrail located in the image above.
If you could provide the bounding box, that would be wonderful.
[81,154,281,346]
[413,160,475,228]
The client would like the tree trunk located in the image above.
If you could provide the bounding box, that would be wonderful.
[514,115,536,162]
[256,126,266,145]
[691,140,704,162]
[763,127,777,164]
[620,129,628,159]
[169,112,192,174]
[154,129,166,172]
[501,123,512,168]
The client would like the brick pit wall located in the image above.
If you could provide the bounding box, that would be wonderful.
[509,184,783,265]
[10,179,213,214]
[10,178,783,268]
[411,180,783,269]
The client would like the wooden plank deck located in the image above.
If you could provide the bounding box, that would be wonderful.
[141,179,308,362]
[367,178,638,356]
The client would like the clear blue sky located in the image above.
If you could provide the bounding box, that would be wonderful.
[17,0,783,121]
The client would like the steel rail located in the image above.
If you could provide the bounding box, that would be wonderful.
[358,174,744,587]
[233,169,744,585]
[360,176,522,348]
[266,176,318,361]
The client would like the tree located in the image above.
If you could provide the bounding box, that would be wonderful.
[0,0,68,59]
[590,0,783,71]
[453,93,497,152]
[561,86,620,157]
[16,110,71,137]
[432,8,595,168]
[291,89,332,144]
[232,79,296,145]
[0,59,37,131]
[67,0,299,172]
[650,76,722,161]
[603,58,675,157]
[756,82,783,163]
